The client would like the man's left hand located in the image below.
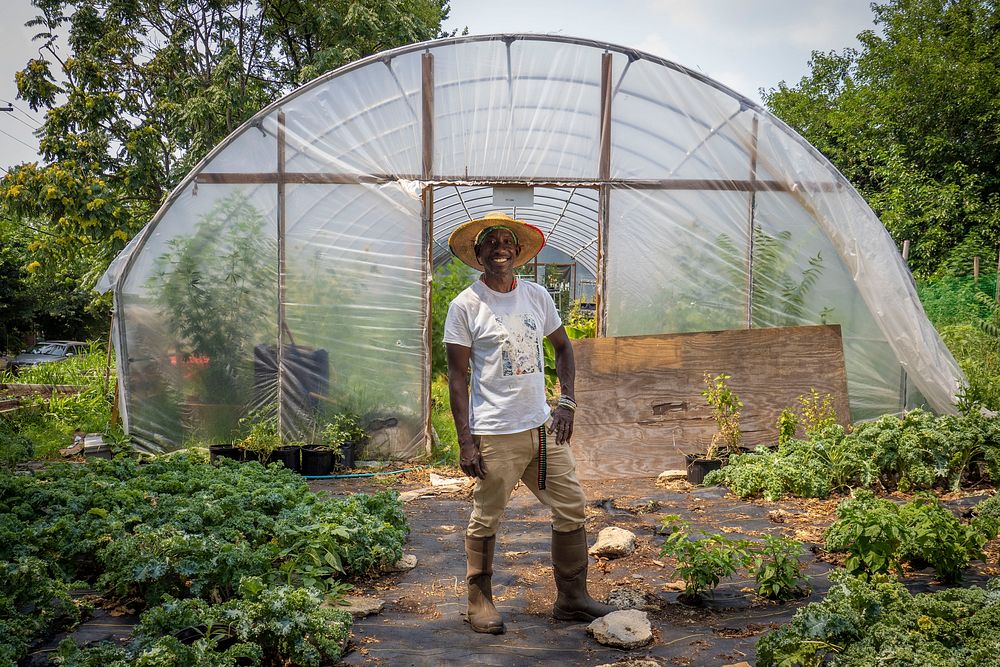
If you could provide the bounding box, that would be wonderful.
[548,405,574,444]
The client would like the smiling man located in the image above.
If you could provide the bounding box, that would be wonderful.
[443,211,613,635]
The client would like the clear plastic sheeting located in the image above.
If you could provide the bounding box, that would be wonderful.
[100,34,964,456]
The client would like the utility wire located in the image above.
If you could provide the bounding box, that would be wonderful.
[3,112,40,132]
[0,126,37,151]
[2,101,42,128]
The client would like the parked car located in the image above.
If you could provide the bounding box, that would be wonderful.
[10,341,89,373]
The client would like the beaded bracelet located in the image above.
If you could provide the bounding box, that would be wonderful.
[557,395,577,411]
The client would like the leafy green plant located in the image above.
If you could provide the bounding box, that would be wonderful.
[566,299,597,337]
[971,492,1000,540]
[826,490,984,583]
[750,534,810,600]
[318,411,367,466]
[757,572,1000,667]
[898,493,985,583]
[825,490,905,578]
[776,408,798,448]
[707,409,1000,499]
[236,407,283,462]
[797,388,838,437]
[0,556,90,665]
[658,515,751,600]
[0,453,409,661]
[431,258,475,376]
[719,226,828,327]
[659,515,808,602]
[542,320,592,395]
[319,412,366,449]
[57,577,351,667]
[701,372,743,459]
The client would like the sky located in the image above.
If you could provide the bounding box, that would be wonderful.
[0,0,878,172]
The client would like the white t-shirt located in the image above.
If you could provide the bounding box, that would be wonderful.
[443,279,562,434]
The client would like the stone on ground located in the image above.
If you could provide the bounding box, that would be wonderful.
[606,587,661,611]
[337,596,385,618]
[587,609,653,649]
[589,526,637,559]
[389,554,418,571]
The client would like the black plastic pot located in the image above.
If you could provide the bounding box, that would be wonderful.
[266,445,301,472]
[301,446,334,476]
[338,442,355,470]
[685,454,723,485]
[209,443,244,463]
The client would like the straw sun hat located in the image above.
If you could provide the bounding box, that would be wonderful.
[448,211,546,271]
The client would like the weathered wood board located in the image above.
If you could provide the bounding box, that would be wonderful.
[569,325,850,480]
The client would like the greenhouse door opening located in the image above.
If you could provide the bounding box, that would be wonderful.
[430,184,601,325]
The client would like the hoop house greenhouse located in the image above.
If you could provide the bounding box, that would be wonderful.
[98,34,964,457]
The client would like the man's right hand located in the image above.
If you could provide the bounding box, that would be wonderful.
[459,437,487,479]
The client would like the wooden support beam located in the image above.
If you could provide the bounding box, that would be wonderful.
[422,53,434,180]
[194,173,842,193]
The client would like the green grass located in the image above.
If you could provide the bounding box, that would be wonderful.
[430,374,458,465]
[0,343,120,463]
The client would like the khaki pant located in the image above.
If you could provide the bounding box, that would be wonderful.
[466,426,588,538]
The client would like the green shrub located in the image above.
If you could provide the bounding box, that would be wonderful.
[917,273,997,328]
[0,415,33,468]
[430,374,458,465]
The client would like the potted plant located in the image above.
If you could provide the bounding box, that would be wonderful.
[236,408,298,470]
[302,412,366,475]
[687,372,743,484]
[208,442,244,463]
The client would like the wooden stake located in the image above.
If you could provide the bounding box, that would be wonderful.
[901,239,910,263]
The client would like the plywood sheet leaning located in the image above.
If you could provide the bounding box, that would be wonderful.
[569,324,850,480]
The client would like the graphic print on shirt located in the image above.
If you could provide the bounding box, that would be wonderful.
[496,313,542,377]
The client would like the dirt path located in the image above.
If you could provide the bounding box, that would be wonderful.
[319,472,878,666]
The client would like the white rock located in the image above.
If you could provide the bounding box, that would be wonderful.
[657,469,687,481]
[589,526,637,559]
[587,609,653,649]
[336,596,385,618]
[429,472,465,486]
[389,554,417,571]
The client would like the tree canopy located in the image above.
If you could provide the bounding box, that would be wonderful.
[764,0,1000,277]
[0,0,450,304]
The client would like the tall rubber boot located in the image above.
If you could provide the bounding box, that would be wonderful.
[551,526,616,621]
[465,535,505,634]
